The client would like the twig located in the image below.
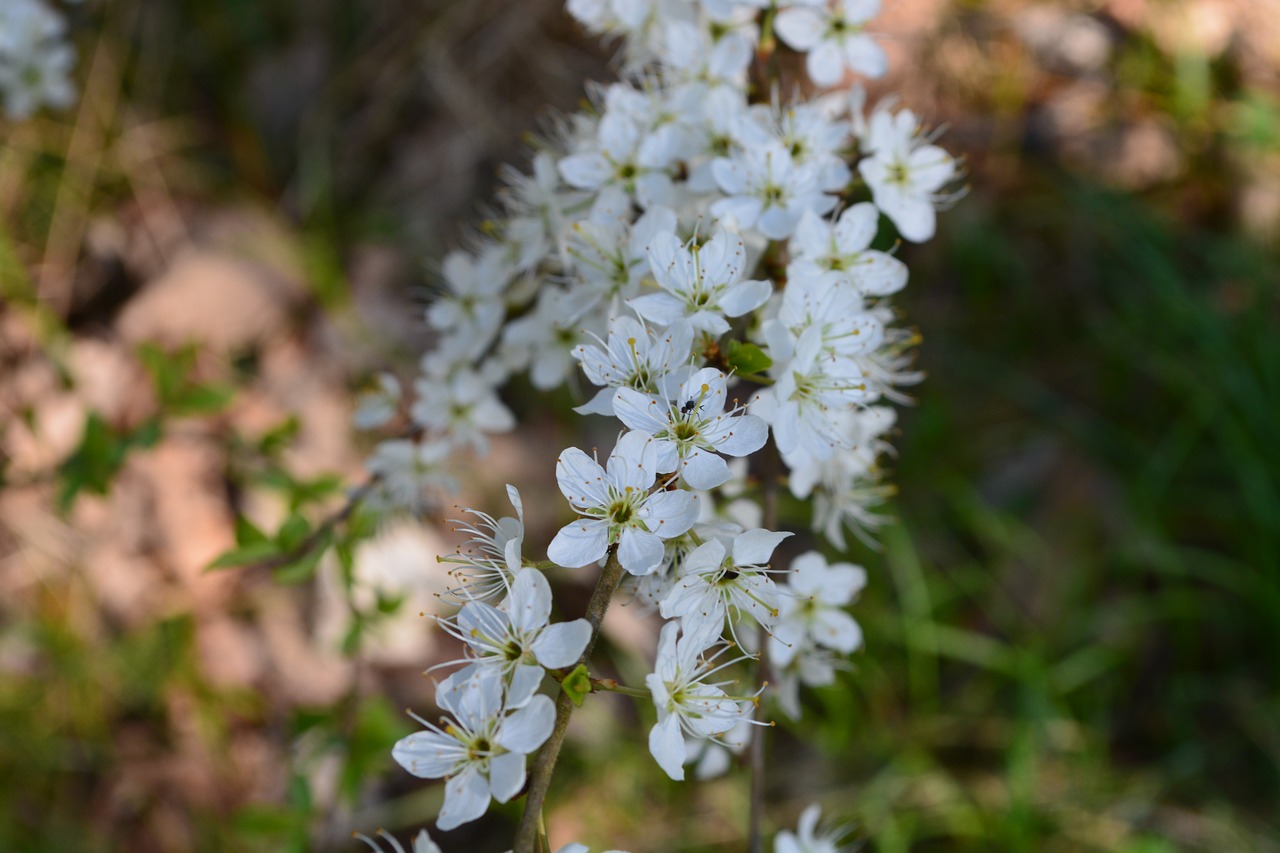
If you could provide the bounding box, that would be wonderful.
[247,475,381,572]
[513,546,626,853]
[748,440,781,853]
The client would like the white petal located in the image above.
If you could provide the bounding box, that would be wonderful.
[708,413,768,457]
[792,207,830,257]
[547,519,610,568]
[883,195,936,243]
[717,278,773,317]
[558,153,611,189]
[814,608,863,653]
[806,40,846,88]
[574,386,618,416]
[775,832,803,853]
[497,694,556,754]
[757,205,797,241]
[391,731,460,779]
[412,830,443,853]
[510,568,552,634]
[556,447,609,509]
[834,202,879,252]
[608,429,658,491]
[851,251,908,296]
[710,195,764,230]
[821,563,868,604]
[532,619,592,669]
[733,528,793,566]
[436,765,490,831]
[488,751,527,803]
[774,8,824,50]
[842,33,887,78]
[639,490,699,539]
[908,144,957,189]
[508,665,545,708]
[628,292,688,326]
[618,526,666,576]
[649,714,687,781]
[614,388,670,433]
[679,448,731,490]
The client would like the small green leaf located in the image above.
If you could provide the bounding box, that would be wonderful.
[206,542,282,570]
[258,415,300,456]
[276,513,310,551]
[273,530,332,585]
[234,514,271,548]
[561,663,592,707]
[725,340,772,375]
[172,383,234,415]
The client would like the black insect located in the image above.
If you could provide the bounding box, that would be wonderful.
[680,399,697,416]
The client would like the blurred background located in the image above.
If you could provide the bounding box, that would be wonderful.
[1,0,1278,850]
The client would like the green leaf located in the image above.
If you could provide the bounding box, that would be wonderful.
[273,530,331,585]
[56,412,123,511]
[276,513,310,551]
[258,415,300,456]
[206,542,282,570]
[725,340,772,376]
[234,514,271,548]
[172,382,234,415]
[561,663,591,707]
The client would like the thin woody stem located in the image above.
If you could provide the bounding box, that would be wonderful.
[513,546,626,853]
[748,440,781,853]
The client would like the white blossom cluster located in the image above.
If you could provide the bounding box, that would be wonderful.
[374,0,958,844]
[0,0,76,120]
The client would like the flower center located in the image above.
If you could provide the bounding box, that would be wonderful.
[672,420,699,442]
[608,498,635,525]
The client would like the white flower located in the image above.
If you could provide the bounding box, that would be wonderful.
[437,485,526,603]
[365,439,456,513]
[438,568,591,688]
[771,552,866,668]
[572,314,693,416]
[500,286,592,390]
[614,367,768,490]
[767,268,884,366]
[392,673,555,831]
[426,247,513,358]
[736,100,853,193]
[858,107,957,242]
[684,86,751,193]
[660,528,793,636]
[565,204,678,313]
[410,368,515,453]
[775,0,887,88]
[353,372,402,430]
[548,430,700,575]
[752,325,875,461]
[711,142,837,240]
[646,619,757,780]
[630,228,771,335]
[774,804,846,853]
[660,20,753,95]
[789,205,908,296]
[0,0,76,119]
[784,405,895,547]
[558,107,679,210]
